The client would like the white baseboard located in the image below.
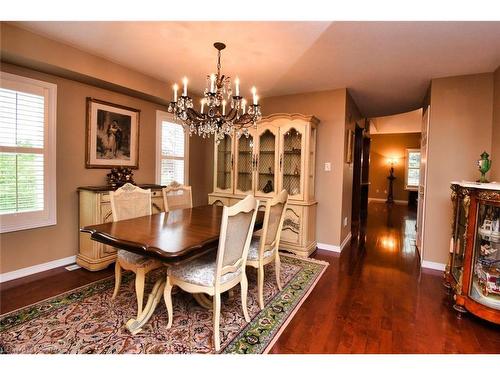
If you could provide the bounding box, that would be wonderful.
[317,232,352,253]
[421,260,446,271]
[317,242,341,252]
[368,198,408,205]
[0,255,77,283]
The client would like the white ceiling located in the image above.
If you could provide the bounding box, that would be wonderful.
[12,21,500,117]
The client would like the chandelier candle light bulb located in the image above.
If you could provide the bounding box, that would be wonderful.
[173,83,178,102]
[222,99,226,115]
[242,99,247,114]
[210,74,216,93]
[235,77,240,97]
[200,99,205,113]
[182,77,188,96]
[251,86,257,105]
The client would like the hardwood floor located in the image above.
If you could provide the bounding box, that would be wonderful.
[1,202,499,353]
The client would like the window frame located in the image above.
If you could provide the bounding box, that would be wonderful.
[155,110,189,186]
[0,71,57,233]
[405,148,420,192]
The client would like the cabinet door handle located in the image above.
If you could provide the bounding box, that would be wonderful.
[252,154,256,170]
[231,155,234,170]
[279,154,283,171]
[255,155,259,170]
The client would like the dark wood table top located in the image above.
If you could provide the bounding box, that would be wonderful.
[81,205,263,263]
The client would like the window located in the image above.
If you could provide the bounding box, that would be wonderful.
[405,148,420,191]
[156,110,188,186]
[0,72,57,233]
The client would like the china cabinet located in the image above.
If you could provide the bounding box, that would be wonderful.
[208,113,319,257]
[77,184,165,271]
[445,181,500,324]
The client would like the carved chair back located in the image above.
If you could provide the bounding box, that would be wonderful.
[110,183,152,221]
[162,182,193,212]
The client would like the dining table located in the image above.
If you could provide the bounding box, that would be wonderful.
[80,204,264,334]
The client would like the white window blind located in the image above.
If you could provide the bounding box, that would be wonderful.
[156,111,189,187]
[405,149,421,190]
[0,72,57,233]
[160,121,185,185]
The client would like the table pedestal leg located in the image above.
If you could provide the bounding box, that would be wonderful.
[125,279,166,335]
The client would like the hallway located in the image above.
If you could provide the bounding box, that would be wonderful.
[269,202,500,353]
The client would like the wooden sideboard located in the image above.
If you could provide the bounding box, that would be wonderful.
[77,184,165,271]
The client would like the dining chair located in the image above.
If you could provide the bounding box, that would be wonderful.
[163,195,259,351]
[246,189,288,309]
[109,183,162,317]
[162,181,193,212]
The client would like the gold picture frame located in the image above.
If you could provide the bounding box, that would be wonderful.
[86,97,140,169]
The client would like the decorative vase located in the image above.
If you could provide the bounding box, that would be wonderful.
[477,151,491,183]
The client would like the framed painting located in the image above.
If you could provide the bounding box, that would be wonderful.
[86,97,140,169]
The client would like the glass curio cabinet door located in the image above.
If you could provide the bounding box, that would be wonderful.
[470,202,500,310]
[255,127,279,197]
[234,133,254,195]
[452,195,469,285]
[279,124,305,200]
[215,134,233,193]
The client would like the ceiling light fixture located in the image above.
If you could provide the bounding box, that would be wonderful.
[168,42,262,143]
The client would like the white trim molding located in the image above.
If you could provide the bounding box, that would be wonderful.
[317,232,352,253]
[0,255,76,283]
[421,260,446,271]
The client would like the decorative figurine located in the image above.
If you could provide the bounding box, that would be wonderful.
[107,166,134,188]
[263,179,273,193]
[477,151,492,183]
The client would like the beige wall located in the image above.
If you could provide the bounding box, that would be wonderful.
[423,73,494,264]
[491,66,500,181]
[0,63,212,274]
[368,133,421,201]
[262,88,362,247]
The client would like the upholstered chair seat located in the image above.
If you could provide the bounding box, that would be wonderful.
[168,252,242,287]
[117,249,159,268]
[247,238,275,261]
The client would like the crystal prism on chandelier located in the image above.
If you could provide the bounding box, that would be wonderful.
[168,42,262,143]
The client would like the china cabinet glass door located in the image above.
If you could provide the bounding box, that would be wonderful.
[469,202,500,310]
[255,127,279,198]
[452,197,467,283]
[234,133,254,195]
[279,125,305,200]
[215,134,233,193]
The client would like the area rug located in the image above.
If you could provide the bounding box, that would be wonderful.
[0,254,328,354]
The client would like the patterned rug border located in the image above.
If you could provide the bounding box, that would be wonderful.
[0,253,329,354]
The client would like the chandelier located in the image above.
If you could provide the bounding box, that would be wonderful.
[168,42,262,143]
